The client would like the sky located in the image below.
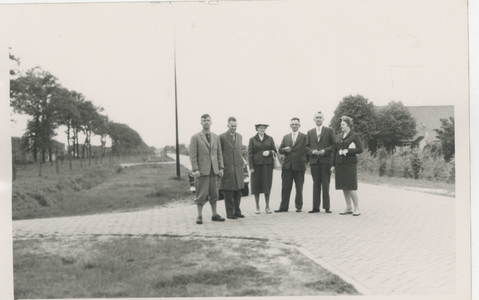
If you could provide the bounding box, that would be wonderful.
[1,0,469,149]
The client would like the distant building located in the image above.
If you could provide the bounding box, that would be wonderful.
[11,137,66,163]
[369,105,454,153]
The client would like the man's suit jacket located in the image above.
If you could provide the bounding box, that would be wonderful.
[278,132,307,171]
[305,126,335,165]
[189,130,224,176]
[248,133,276,169]
[331,131,363,166]
[219,131,245,190]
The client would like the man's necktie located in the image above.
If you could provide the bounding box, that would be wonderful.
[206,133,211,143]
[292,132,296,146]
[317,133,321,143]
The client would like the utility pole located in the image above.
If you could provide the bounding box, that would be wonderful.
[174,29,181,178]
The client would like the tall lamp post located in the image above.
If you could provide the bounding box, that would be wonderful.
[174,30,180,178]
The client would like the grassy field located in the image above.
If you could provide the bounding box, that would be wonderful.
[13,236,358,298]
[11,156,192,220]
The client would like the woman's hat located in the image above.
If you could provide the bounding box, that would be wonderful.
[255,124,269,130]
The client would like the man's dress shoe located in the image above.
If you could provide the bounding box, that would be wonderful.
[212,214,225,222]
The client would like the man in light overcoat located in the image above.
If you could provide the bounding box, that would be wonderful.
[189,114,225,224]
[219,117,245,219]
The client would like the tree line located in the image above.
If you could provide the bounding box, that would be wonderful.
[329,94,454,162]
[9,52,155,168]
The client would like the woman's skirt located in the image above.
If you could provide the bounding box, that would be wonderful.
[251,164,273,194]
[335,163,358,190]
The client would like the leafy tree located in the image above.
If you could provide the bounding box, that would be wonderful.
[69,91,87,159]
[434,117,455,162]
[10,67,62,162]
[107,122,144,155]
[51,88,79,169]
[77,99,103,161]
[92,114,109,158]
[9,48,20,77]
[9,50,21,127]
[330,94,378,145]
[376,101,417,152]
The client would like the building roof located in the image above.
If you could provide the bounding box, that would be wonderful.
[376,105,454,142]
[405,105,454,141]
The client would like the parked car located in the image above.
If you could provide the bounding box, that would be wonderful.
[188,158,250,199]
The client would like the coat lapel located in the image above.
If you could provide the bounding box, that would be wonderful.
[341,131,351,141]
[200,132,210,149]
[319,127,326,142]
[225,132,235,148]
[288,133,294,147]
[293,132,303,147]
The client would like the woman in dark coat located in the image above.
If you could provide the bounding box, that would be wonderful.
[248,124,277,214]
[330,116,363,216]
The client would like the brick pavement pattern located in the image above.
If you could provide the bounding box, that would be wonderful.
[13,159,455,295]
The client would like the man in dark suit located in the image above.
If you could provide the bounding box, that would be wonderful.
[275,118,307,213]
[189,114,225,224]
[219,117,245,219]
[305,111,335,213]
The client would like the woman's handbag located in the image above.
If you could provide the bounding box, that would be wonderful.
[272,152,282,170]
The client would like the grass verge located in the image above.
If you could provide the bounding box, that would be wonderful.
[13,236,359,298]
[305,165,455,197]
[12,161,191,220]
[357,172,455,197]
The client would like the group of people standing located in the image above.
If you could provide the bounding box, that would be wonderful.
[189,112,363,225]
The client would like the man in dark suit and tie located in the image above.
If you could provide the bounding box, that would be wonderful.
[219,117,245,219]
[275,118,307,213]
[305,111,335,213]
[189,114,225,224]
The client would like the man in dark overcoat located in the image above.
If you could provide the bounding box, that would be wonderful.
[219,117,245,219]
[275,118,307,212]
[305,111,336,213]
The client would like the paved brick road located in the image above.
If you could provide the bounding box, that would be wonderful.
[12,158,455,295]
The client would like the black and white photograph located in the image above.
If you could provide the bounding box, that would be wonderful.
[0,0,474,299]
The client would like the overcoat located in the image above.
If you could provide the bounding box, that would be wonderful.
[189,130,224,176]
[248,133,276,194]
[219,131,245,191]
[248,133,276,169]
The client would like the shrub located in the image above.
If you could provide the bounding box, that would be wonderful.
[376,147,388,177]
[447,157,455,184]
[410,150,422,179]
[419,155,448,181]
[357,151,378,174]
[356,146,453,184]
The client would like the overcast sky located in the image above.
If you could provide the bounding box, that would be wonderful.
[1,0,469,148]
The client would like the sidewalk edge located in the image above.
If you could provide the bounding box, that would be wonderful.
[295,246,375,295]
